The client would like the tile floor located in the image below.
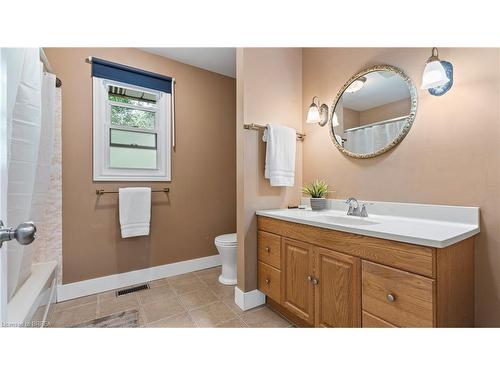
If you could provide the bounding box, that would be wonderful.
[49,266,293,328]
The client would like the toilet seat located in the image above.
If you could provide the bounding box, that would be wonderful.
[215,233,237,246]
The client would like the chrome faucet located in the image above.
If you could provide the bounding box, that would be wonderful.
[345,197,360,216]
[345,197,369,217]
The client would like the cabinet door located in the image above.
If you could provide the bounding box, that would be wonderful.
[314,247,361,327]
[282,238,315,324]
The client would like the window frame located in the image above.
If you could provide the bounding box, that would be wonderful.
[93,77,171,181]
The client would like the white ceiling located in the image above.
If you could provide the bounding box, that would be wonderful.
[139,48,236,78]
[343,71,411,111]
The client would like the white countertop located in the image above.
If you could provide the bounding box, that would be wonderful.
[256,200,480,248]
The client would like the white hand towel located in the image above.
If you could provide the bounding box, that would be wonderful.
[119,187,151,238]
[263,124,296,187]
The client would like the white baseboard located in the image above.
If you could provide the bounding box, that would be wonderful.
[57,255,221,302]
[234,287,266,311]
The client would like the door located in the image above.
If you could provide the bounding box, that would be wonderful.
[0,49,39,323]
[282,238,315,325]
[314,246,361,327]
[0,48,7,321]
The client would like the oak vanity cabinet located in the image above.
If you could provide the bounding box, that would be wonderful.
[314,247,360,327]
[258,226,361,327]
[257,216,475,328]
[281,238,315,325]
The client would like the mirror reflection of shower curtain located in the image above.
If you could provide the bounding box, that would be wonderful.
[346,120,406,154]
[6,48,56,300]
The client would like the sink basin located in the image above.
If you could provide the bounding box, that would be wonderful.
[315,215,379,226]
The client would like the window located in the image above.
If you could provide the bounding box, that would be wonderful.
[92,59,172,181]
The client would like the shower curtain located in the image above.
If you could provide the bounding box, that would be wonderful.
[345,119,406,155]
[5,48,56,300]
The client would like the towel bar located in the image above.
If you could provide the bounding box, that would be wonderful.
[96,188,170,195]
[243,123,305,141]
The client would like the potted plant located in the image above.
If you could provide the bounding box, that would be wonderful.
[302,180,329,211]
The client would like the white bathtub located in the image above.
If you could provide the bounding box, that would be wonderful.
[6,261,57,327]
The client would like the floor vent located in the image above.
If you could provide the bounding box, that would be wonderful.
[116,283,150,297]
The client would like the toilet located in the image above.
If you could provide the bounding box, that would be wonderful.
[214,233,237,285]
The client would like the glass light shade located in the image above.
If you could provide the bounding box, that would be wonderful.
[306,103,321,123]
[345,78,366,93]
[421,60,450,89]
[332,112,339,128]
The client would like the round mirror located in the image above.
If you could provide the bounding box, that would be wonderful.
[330,65,417,158]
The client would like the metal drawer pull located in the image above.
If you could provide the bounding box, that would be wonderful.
[265,278,270,284]
[386,293,396,302]
[307,275,319,285]
[265,246,270,252]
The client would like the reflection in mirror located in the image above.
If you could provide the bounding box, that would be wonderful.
[331,66,417,158]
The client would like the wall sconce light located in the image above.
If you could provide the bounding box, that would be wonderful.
[306,96,329,126]
[421,47,453,96]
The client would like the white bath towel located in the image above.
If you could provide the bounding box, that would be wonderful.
[119,187,151,238]
[263,124,296,187]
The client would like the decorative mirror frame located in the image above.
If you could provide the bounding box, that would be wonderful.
[329,64,418,159]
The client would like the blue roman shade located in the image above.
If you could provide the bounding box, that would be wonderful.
[91,57,172,93]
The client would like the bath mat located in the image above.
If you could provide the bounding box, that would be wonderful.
[71,310,139,328]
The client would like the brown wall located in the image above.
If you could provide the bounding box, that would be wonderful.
[236,48,302,292]
[342,107,361,131]
[358,98,411,127]
[45,48,236,284]
[342,99,410,131]
[302,48,500,326]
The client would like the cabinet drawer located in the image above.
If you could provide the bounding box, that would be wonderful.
[258,261,281,302]
[258,231,281,269]
[362,311,396,328]
[362,261,435,327]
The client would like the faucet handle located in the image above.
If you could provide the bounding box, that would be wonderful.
[345,197,359,216]
[345,197,359,207]
[359,202,373,217]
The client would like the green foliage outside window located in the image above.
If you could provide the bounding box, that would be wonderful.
[109,94,155,129]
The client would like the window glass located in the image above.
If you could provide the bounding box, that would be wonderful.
[108,94,156,108]
[110,128,156,148]
[110,105,155,129]
[109,147,157,169]
[109,129,157,169]
[108,85,157,108]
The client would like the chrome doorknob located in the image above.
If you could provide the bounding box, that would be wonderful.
[0,221,37,248]
[14,222,37,245]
